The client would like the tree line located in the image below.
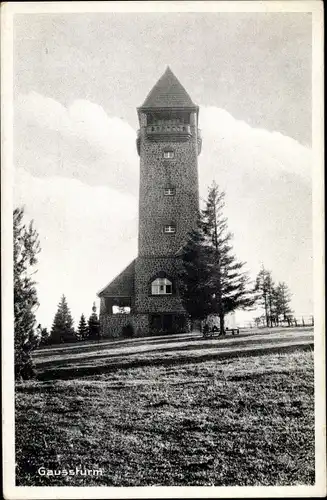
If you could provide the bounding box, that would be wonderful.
[254,266,293,327]
[37,295,100,346]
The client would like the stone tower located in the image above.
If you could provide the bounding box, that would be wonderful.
[98,67,202,336]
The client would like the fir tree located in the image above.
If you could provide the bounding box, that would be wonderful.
[178,226,215,324]
[77,314,89,341]
[50,295,76,344]
[201,182,256,334]
[255,266,275,327]
[179,182,256,334]
[88,302,100,340]
[273,282,293,323]
[14,207,41,379]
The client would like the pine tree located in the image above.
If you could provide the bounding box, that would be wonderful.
[14,207,41,379]
[88,302,100,340]
[77,314,89,341]
[179,182,256,334]
[201,182,256,335]
[273,282,293,322]
[255,266,275,327]
[178,226,216,324]
[50,295,76,344]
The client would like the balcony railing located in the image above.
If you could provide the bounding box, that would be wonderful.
[146,124,192,135]
[137,127,202,153]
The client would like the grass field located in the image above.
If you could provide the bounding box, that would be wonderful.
[33,327,314,380]
[16,333,315,486]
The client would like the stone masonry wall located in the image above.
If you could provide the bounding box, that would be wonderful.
[138,112,200,258]
[134,256,185,314]
[134,112,200,322]
[100,313,149,338]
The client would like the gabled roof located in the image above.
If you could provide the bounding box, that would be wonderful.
[140,67,196,109]
[97,260,135,297]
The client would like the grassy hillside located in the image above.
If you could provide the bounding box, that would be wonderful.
[34,327,314,380]
[16,348,314,486]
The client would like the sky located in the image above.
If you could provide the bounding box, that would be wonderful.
[13,11,313,329]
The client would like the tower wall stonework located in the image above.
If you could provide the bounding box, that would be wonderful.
[138,118,200,257]
[134,256,185,314]
[134,111,200,323]
[100,313,149,338]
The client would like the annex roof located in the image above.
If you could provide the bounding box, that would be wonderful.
[140,67,196,109]
[97,260,135,297]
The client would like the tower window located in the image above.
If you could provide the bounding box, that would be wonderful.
[163,150,174,159]
[164,187,175,196]
[164,225,176,234]
[151,278,172,295]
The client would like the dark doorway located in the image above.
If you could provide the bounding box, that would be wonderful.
[149,314,187,335]
[162,314,173,332]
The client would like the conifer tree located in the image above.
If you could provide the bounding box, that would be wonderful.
[178,226,215,324]
[273,282,293,323]
[255,266,275,327]
[50,295,76,344]
[88,302,100,340]
[77,314,89,341]
[202,182,256,334]
[179,182,256,334]
[14,207,41,379]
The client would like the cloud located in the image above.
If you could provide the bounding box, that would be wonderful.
[15,92,139,192]
[14,94,313,327]
[199,106,311,189]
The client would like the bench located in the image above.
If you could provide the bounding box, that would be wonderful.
[225,327,240,335]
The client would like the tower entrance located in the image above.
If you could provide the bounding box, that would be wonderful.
[149,313,187,335]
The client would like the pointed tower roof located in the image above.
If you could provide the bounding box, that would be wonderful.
[140,67,197,109]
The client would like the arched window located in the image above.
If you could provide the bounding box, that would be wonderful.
[151,277,172,295]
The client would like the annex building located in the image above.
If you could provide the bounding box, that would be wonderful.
[98,67,202,337]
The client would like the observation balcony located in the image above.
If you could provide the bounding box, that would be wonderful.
[136,126,201,154]
[146,124,191,135]
[145,123,192,143]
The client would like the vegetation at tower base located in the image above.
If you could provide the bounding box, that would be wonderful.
[255,266,293,327]
[88,302,100,340]
[77,314,89,341]
[179,182,256,335]
[50,295,76,344]
[14,207,41,380]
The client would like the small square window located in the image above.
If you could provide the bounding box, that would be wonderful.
[164,187,175,196]
[163,151,174,159]
[164,225,176,234]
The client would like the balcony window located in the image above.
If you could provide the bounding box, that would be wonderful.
[164,225,176,234]
[151,278,172,295]
[163,151,174,159]
[112,306,131,314]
